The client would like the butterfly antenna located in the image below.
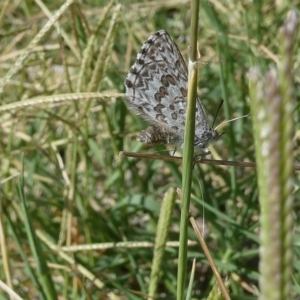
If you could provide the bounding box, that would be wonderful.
[214,114,251,131]
[212,99,224,128]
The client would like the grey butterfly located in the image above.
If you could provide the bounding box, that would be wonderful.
[124,30,222,155]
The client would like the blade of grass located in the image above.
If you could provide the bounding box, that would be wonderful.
[185,259,196,300]
[177,0,200,299]
[4,205,45,299]
[18,161,56,299]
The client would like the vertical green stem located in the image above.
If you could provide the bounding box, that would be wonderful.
[177,0,200,299]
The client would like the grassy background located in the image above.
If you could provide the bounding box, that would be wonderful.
[0,0,299,299]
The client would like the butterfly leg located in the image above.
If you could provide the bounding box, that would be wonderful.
[193,151,211,168]
[172,147,177,156]
[193,156,201,169]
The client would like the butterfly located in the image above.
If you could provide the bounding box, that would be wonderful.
[124,30,222,155]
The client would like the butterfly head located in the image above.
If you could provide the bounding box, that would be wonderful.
[210,128,224,143]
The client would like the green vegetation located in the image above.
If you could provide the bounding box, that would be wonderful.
[0,1,299,299]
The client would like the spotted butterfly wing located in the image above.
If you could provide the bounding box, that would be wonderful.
[124,30,221,154]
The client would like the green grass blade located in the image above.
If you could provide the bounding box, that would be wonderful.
[18,164,56,299]
[177,0,200,299]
